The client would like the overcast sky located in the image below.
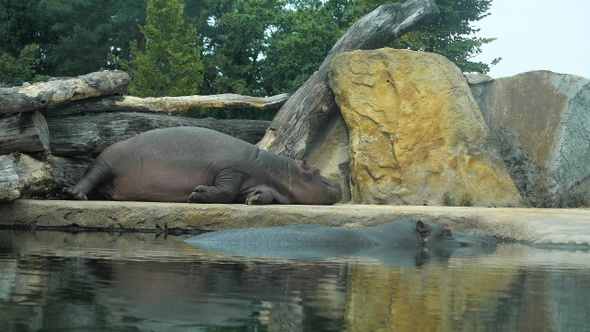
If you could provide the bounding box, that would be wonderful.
[472,0,590,79]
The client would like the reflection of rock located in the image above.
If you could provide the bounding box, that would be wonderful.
[328,48,522,207]
[469,71,590,207]
[344,261,518,331]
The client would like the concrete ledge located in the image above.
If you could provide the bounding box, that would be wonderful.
[1,199,590,247]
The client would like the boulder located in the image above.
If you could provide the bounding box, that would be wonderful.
[0,153,53,202]
[304,111,352,203]
[328,48,523,207]
[469,70,590,207]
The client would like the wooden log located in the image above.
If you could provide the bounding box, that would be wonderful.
[257,0,440,158]
[43,93,290,117]
[47,155,93,191]
[46,112,270,157]
[0,70,130,115]
[0,153,53,202]
[0,111,50,155]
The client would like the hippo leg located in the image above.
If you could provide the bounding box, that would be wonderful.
[188,170,245,203]
[63,165,112,200]
[245,189,274,205]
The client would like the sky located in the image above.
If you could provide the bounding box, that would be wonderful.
[472,0,590,79]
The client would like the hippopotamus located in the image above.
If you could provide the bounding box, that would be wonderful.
[185,219,496,263]
[63,126,342,204]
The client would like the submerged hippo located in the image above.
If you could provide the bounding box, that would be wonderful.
[64,127,341,204]
[185,219,496,263]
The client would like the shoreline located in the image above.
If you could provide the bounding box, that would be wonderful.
[2,199,590,247]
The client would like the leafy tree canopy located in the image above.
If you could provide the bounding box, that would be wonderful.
[128,0,203,97]
[1,0,498,115]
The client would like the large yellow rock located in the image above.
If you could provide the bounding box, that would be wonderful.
[329,48,523,206]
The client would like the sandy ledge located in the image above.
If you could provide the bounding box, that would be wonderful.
[1,199,590,247]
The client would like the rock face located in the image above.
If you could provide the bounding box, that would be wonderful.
[328,48,523,207]
[469,71,590,207]
[0,154,53,202]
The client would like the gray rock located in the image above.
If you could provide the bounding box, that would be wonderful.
[470,70,590,207]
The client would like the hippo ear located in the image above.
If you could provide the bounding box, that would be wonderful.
[415,220,430,237]
[301,158,310,171]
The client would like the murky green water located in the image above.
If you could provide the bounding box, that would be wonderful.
[1,229,589,331]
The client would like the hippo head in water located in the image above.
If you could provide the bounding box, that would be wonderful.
[413,219,493,249]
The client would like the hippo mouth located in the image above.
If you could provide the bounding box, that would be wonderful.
[458,235,495,248]
[323,178,342,202]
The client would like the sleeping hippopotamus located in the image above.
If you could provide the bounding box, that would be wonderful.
[63,127,341,204]
[185,219,496,263]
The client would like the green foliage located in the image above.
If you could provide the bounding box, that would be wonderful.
[129,0,204,97]
[1,0,499,115]
[0,44,42,86]
[260,0,360,95]
[460,193,474,207]
[557,192,589,208]
[358,0,498,73]
[442,192,454,206]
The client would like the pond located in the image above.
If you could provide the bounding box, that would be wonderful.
[1,229,589,331]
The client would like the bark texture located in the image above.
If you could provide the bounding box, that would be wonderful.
[44,93,290,117]
[0,111,50,155]
[46,112,269,156]
[0,71,130,115]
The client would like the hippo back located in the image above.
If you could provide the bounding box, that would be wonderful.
[187,224,370,259]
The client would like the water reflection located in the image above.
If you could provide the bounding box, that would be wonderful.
[0,230,589,331]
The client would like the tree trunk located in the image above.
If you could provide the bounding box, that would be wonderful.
[43,93,290,117]
[0,70,130,115]
[0,111,50,155]
[46,112,270,157]
[257,0,439,158]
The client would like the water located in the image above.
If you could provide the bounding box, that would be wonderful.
[1,229,589,332]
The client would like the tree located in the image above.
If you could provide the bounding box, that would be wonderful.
[260,0,362,95]
[358,0,498,73]
[189,0,283,96]
[0,44,41,85]
[129,0,204,97]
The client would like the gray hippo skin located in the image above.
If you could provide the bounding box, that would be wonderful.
[185,219,496,264]
[64,127,341,204]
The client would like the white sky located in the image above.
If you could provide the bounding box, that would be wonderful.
[472,0,590,79]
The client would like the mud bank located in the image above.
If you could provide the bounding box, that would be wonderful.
[1,199,590,247]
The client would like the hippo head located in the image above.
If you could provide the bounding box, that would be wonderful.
[286,158,342,205]
[408,220,496,265]
[416,220,495,249]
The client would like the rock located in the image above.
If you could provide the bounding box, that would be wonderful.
[304,111,352,203]
[469,70,590,207]
[0,153,53,202]
[328,48,523,207]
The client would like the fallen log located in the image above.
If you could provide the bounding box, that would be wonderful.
[46,112,270,156]
[43,93,290,117]
[0,70,130,115]
[0,111,50,155]
[0,153,53,202]
[48,155,93,191]
[257,0,439,158]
